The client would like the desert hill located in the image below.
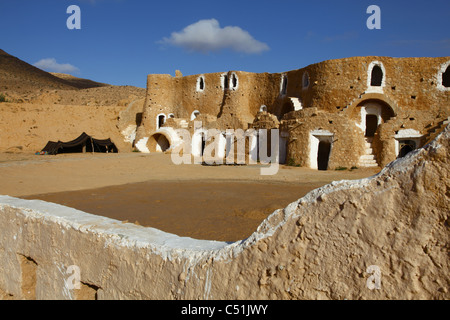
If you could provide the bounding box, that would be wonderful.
[50,72,109,89]
[0,49,146,106]
[0,49,146,153]
[0,49,92,93]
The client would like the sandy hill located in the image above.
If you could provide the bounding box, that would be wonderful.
[0,49,146,106]
[50,72,109,89]
[0,49,98,93]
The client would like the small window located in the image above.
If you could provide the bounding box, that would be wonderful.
[280,75,288,96]
[191,110,200,121]
[443,66,450,88]
[370,66,383,87]
[221,73,229,90]
[157,114,166,129]
[302,72,310,89]
[231,73,238,89]
[196,76,205,92]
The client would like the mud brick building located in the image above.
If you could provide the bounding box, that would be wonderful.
[135,56,450,170]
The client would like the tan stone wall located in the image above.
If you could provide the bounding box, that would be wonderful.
[137,71,284,137]
[282,109,365,169]
[0,103,131,153]
[136,56,449,169]
[288,56,449,113]
[1,127,448,300]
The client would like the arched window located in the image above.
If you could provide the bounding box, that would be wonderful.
[231,73,238,90]
[196,76,205,92]
[221,74,229,90]
[302,72,310,89]
[371,66,383,86]
[190,110,200,121]
[280,75,288,96]
[443,65,450,88]
[156,114,166,130]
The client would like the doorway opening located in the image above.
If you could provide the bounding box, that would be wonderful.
[149,133,171,152]
[317,141,331,171]
[365,114,379,137]
[398,140,416,158]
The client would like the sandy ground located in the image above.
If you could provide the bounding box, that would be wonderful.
[0,152,380,242]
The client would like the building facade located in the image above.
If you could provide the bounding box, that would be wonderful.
[135,56,450,170]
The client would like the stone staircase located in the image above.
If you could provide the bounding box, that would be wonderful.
[358,137,379,168]
[422,117,450,144]
[289,97,303,111]
[179,120,189,128]
[339,92,366,113]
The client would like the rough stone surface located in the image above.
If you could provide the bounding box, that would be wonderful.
[1,126,448,300]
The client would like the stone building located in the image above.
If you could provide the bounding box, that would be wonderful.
[134,56,450,170]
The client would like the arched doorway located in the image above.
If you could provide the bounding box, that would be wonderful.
[317,141,331,171]
[357,100,395,137]
[148,133,171,152]
[280,102,293,120]
[443,65,450,88]
[365,114,379,137]
[398,140,416,158]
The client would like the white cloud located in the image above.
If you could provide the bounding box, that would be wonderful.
[34,58,80,74]
[160,19,270,54]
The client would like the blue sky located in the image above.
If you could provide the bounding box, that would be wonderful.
[1,0,449,88]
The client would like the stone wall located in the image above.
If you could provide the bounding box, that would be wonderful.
[0,103,132,153]
[282,108,366,169]
[135,56,449,170]
[1,126,448,300]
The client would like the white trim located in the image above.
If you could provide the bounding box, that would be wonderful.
[220,73,229,90]
[190,110,200,121]
[394,129,422,157]
[437,61,450,91]
[150,127,183,153]
[230,72,239,91]
[135,137,150,153]
[156,113,167,130]
[366,61,386,93]
[309,130,334,170]
[280,74,288,96]
[196,75,205,92]
[356,102,382,133]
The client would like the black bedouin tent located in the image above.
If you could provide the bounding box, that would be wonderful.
[41,132,118,155]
